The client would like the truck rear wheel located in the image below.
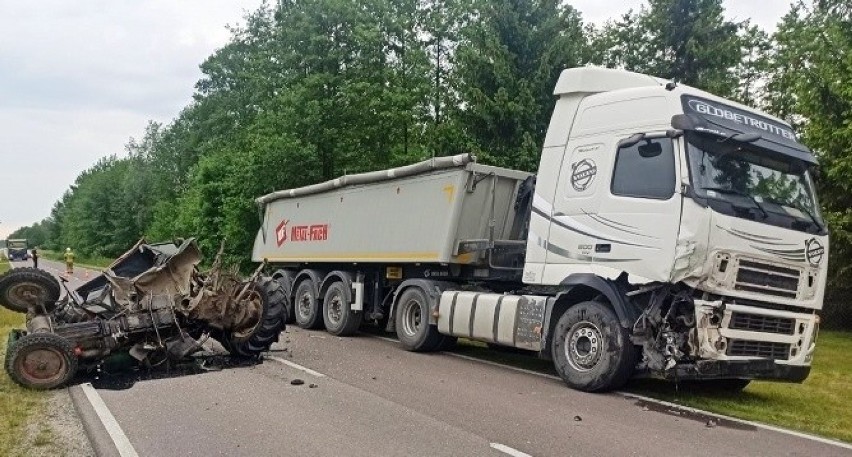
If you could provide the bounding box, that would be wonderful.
[294,278,323,329]
[0,267,61,313]
[323,281,362,336]
[6,332,78,390]
[395,287,443,352]
[551,300,636,392]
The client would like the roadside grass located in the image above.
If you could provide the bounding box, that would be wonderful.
[454,331,852,443]
[0,259,53,456]
[39,250,110,270]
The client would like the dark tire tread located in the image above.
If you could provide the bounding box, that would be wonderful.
[0,268,61,313]
[227,278,287,358]
[5,332,77,390]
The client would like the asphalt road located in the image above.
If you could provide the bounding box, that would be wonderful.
[11,259,851,457]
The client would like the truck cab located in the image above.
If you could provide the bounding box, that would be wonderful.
[523,68,825,385]
[7,239,29,261]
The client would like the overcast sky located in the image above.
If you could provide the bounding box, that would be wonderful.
[0,0,792,239]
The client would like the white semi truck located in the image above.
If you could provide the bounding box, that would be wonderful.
[252,67,828,392]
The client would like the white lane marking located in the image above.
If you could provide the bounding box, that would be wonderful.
[490,442,533,457]
[619,391,852,450]
[80,383,139,457]
[367,334,852,450]
[268,356,326,377]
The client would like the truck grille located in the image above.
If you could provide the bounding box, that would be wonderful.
[729,312,795,335]
[734,260,800,299]
[727,340,790,360]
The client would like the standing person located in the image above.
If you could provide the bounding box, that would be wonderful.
[31,248,38,269]
[64,247,75,274]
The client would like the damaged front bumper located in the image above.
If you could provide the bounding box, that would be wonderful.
[684,299,818,382]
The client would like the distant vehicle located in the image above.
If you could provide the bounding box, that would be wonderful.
[6,239,28,261]
[252,67,827,392]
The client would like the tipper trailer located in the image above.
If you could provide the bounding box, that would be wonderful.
[253,67,828,392]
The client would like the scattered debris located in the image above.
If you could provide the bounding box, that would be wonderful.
[309,383,318,388]
[291,378,305,386]
[573,415,582,422]
[706,419,717,428]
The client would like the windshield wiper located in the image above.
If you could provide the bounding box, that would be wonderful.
[793,204,825,233]
[701,186,769,219]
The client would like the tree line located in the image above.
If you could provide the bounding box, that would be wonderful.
[11,0,852,326]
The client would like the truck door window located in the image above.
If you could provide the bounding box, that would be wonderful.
[611,138,675,199]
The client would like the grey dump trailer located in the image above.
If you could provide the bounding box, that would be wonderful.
[254,67,827,392]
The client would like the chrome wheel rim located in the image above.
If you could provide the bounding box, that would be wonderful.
[401,299,422,337]
[565,322,603,372]
[327,294,343,326]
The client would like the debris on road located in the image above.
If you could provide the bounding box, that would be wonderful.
[291,378,305,385]
[1,238,288,389]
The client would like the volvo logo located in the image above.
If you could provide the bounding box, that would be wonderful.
[570,159,597,192]
[805,238,824,267]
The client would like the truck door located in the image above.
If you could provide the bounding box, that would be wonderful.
[595,135,682,282]
[546,134,682,283]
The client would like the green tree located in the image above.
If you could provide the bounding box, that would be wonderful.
[451,0,589,171]
[595,0,746,97]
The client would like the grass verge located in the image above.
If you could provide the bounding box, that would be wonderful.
[0,259,53,456]
[455,331,852,443]
[39,250,110,270]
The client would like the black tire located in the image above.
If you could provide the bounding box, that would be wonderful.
[0,267,61,313]
[6,332,78,389]
[551,301,637,392]
[226,278,287,358]
[323,281,363,336]
[294,278,323,329]
[395,287,443,352]
[272,269,296,323]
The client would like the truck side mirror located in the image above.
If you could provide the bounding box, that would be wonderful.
[638,140,662,158]
[618,133,646,149]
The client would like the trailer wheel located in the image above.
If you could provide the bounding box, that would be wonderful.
[0,267,61,313]
[6,332,77,390]
[551,300,637,392]
[294,278,323,329]
[395,287,443,352]
[323,281,362,336]
[226,279,287,358]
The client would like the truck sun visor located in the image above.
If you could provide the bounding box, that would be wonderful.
[673,95,816,165]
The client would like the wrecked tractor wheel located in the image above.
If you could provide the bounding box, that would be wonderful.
[6,332,78,390]
[0,268,61,313]
[225,277,287,358]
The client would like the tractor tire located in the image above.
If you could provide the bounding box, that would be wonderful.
[0,267,61,313]
[551,301,637,392]
[271,269,296,323]
[6,332,78,390]
[226,278,287,358]
[395,287,443,352]
[294,278,323,329]
[323,281,363,336]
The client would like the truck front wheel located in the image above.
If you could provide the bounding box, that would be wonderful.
[395,287,443,352]
[323,281,362,336]
[551,301,637,392]
[294,279,323,329]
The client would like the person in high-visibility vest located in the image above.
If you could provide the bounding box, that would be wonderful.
[64,248,75,274]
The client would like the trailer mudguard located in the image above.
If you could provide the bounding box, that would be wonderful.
[319,270,354,304]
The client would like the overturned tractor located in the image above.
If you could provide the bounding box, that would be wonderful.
[0,239,287,389]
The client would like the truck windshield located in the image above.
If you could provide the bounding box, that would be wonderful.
[8,240,26,249]
[685,132,826,235]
